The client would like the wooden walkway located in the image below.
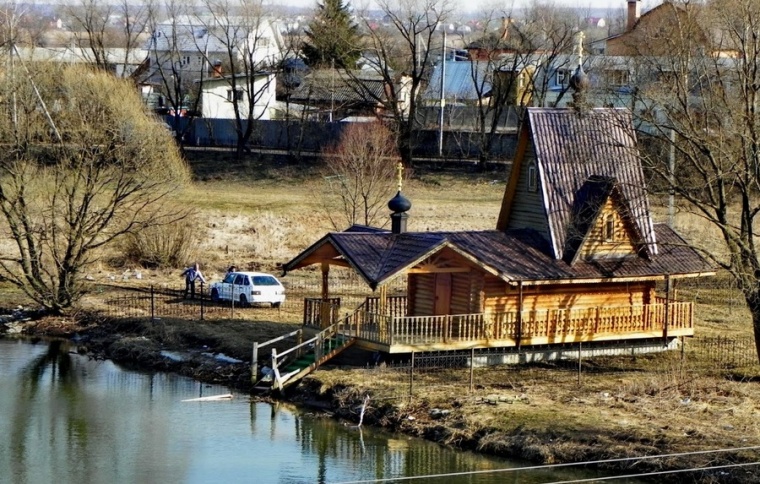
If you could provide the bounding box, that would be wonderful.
[253,321,355,393]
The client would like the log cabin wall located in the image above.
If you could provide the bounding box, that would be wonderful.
[578,198,639,260]
[450,272,473,314]
[409,273,436,315]
[483,275,657,313]
[408,271,485,316]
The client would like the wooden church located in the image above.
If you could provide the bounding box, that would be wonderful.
[283,63,713,355]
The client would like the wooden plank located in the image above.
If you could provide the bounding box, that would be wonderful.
[407,267,472,274]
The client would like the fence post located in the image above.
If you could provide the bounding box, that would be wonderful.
[200,282,205,321]
[150,285,155,321]
[231,292,235,319]
[577,342,582,385]
[251,342,259,383]
[469,347,475,393]
[297,329,303,358]
[409,351,415,405]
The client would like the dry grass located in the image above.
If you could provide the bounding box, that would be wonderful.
[304,351,760,476]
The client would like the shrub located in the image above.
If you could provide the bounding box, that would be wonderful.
[122,216,204,268]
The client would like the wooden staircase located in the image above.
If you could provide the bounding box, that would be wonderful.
[253,319,355,393]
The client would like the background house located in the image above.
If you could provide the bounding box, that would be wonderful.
[144,15,283,85]
[199,72,276,120]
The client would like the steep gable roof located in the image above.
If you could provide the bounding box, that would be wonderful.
[527,107,657,260]
[563,175,644,264]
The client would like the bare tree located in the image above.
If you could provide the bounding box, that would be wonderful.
[633,0,760,360]
[0,63,189,313]
[64,0,151,76]
[523,3,580,108]
[355,0,452,165]
[322,123,400,228]
[199,0,283,157]
[145,0,204,146]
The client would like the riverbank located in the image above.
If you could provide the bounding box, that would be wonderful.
[8,312,760,484]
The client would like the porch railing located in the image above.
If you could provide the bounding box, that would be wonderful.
[303,297,341,327]
[340,301,693,347]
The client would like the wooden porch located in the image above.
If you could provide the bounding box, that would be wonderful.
[303,296,693,353]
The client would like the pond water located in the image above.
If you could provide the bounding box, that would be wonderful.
[0,338,639,483]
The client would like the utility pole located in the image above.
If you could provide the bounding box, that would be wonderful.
[330,57,334,123]
[669,128,676,228]
[438,30,446,157]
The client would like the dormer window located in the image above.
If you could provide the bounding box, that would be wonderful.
[527,162,537,192]
[604,214,615,241]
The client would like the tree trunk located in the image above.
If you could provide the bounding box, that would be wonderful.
[745,290,760,364]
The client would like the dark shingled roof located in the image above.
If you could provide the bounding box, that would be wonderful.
[283,224,713,288]
[527,108,657,260]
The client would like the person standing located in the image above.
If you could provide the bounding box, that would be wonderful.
[181,262,206,299]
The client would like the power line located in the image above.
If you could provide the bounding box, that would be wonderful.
[545,461,760,484]
[330,445,760,484]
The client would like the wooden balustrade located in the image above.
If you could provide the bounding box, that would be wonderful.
[340,301,694,348]
[303,297,341,328]
[361,295,408,318]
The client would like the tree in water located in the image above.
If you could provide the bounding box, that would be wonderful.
[302,0,361,68]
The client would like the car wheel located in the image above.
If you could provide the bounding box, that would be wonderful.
[211,289,220,303]
[239,294,248,308]
[272,301,281,309]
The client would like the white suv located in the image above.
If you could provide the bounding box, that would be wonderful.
[209,271,286,308]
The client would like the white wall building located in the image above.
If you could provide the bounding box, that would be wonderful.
[199,73,276,120]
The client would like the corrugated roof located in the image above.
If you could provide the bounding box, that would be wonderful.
[422,62,491,102]
[527,107,657,260]
[283,225,712,288]
[287,71,386,104]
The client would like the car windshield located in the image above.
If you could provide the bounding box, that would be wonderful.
[223,273,236,284]
[252,276,279,286]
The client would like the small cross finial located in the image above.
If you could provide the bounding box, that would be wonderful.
[396,161,404,191]
[576,31,585,66]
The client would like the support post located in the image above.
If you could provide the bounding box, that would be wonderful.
[251,342,259,383]
[150,285,155,321]
[577,342,582,385]
[321,262,330,328]
[516,281,523,348]
[664,275,671,345]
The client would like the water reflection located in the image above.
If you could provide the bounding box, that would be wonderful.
[0,339,639,484]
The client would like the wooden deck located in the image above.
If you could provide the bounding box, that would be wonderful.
[304,297,693,353]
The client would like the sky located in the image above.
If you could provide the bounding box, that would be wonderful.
[272,0,664,15]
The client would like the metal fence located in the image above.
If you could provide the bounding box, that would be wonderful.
[89,274,405,324]
[351,337,760,403]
